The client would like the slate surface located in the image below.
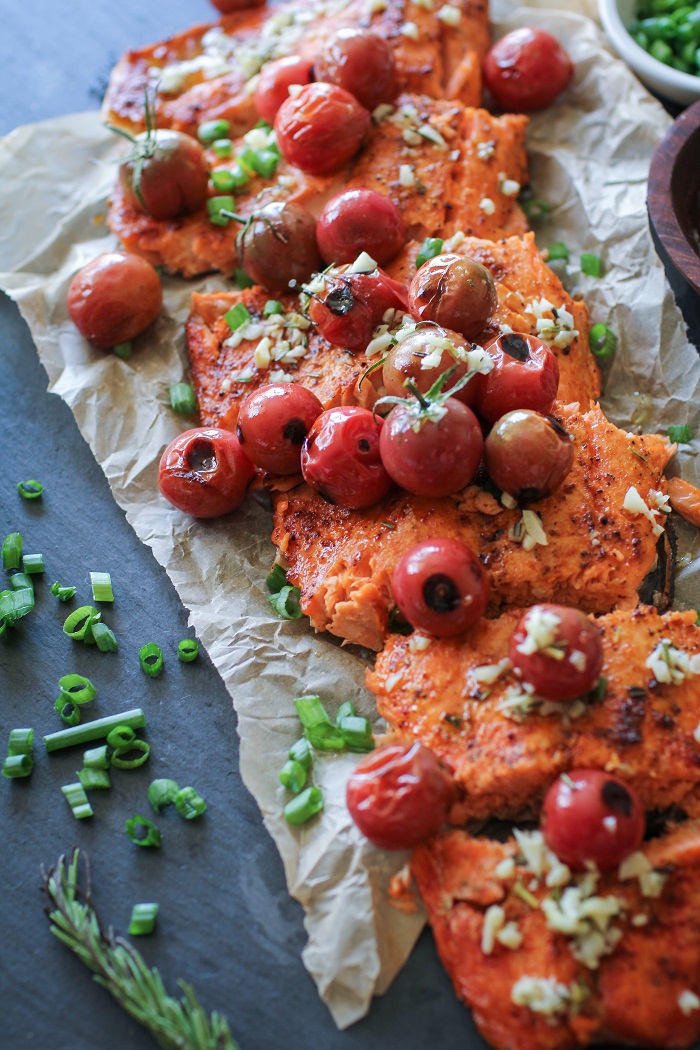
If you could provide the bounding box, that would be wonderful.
[1,4,699,1050]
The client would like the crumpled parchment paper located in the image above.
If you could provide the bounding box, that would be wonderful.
[1,0,699,1029]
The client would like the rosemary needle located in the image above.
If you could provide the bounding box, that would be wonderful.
[43,850,238,1050]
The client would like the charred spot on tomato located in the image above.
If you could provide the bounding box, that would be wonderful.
[282,418,309,445]
[357,438,372,454]
[187,439,217,473]
[236,424,246,444]
[325,283,355,316]
[601,779,634,818]
[423,574,461,613]
[500,333,530,361]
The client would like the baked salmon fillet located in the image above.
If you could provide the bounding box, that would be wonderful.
[108,98,527,279]
[102,0,490,138]
[272,404,673,650]
[411,821,700,1050]
[369,605,700,820]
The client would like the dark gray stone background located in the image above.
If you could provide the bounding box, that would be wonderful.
[0,4,697,1049]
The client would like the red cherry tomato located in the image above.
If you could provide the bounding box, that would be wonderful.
[158,427,255,518]
[253,55,315,126]
[393,539,489,637]
[274,82,370,176]
[237,383,323,474]
[483,28,574,113]
[380,398,483,498]
[346,742,454,850]
[474,332,559,423]
[316,189,405,266]
[408,254,497,341]
[314,28,396,111]
[301,406,392,509]
[509,604,604,701]
[307,266,408,351]
[67,252,163,350]
[119,130,209,221]
[209,0,264,10]
[542,770,645,871]
[484,410,574,501]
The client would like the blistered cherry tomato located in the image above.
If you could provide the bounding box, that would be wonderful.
[346,742,454,850]
[382,327,477,405]
[484,410,574,501]
[237,383,323,474]
[301,406,392,508]
[542,770,645,871]
[274,82,370,175]
[380,398,483,498]
[67,252,163,350]
[119,130,209,221]
[483,28,574,114]
[316,189,405,266]
[393,539,489,637]
[509,604,604,701]
[314,28,396,111]
[408,254,497,340]
[209,0,265,11]
[474,332,559,423]
[307,266,408,351]
[237,201,321,291]
[158,427,255,518]
[254,55,315,125]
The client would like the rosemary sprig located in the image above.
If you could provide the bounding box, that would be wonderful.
[43,850,238,1050]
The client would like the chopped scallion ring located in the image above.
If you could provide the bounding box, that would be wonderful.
[263,300,284,317]
[51,580,76,602]
[279,759,307,794]
[106,725,137,750]
[234,268,254,290]
[581,253,603,277]
[62,782,93,820]
[207,195,236,226]
[224,303,251,332]
[2,533,22,571]
[174,786,207,820]
[266,562,288,593]
[2,753,34,779]
[22,553,44,574]
[338,714,374,753]
[58,674,97,706]
[415,236,444,269]
[521,198,551,220]
[139,642,164,677]
[284,785,324,825]
[125,814,162,848]
[177,638,199,663]
[44,709,146,752]
[588,323,617,360]
[668,424,694,444]
[269,585,303,620]
[83,744,110,770]
[547,242,570,261]
[10,573,33,592]
[197,118,230,144]
[90,572,114,603]
[212,137,234,158]
[77,767,112,791]
[112,341,133,360]
[289,737,313,771]
[335,701,356,723]
[92,622,118,653]
[111,740,151,770]
[148,778,180,813]
[294,694,346,751]
[63,605,102,642]
[54,697,82,727]
[168,382,198,416]
[8,728,34,755]
[128,902,159,936]
[0,588,34,624]
[17,479,43,499]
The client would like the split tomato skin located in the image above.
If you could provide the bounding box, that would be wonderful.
[314,28,396,111]
[237,383,323,475]
[509,603,604,701]
[119,130,210,221]
[253,55,315,126]
[67,252,163,350]
[483,28,574,113]
[307,267,408,351]
[474,332,559,423]
[316,189,405,267]
[274,82,370,175]
[300,406,393,509]
[158,427,255,518]
[346,742,454,850]
[542,770,645,871]
[393,539,490,637]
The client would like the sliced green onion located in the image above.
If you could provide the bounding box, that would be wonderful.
[263,299,284,317]
[111,740,151,769]
[51,580,76,602]
[580,253,603,277]
[0,620,6,640]
[668,424,694,444]
[547,241,570,261]
[139,642,164,677]
[168,382,198,416]
[62,782,93,820]
[177,638,199,663]
[22,553,44,574]
[58,674,97,706]
[83,745,110,770]
[90,572,114,603]
[148,778,180,813]
[415,237,443,269]
[63,605,101,642]
[335,701,356,723]
[2,533,22,571]
[266,562,288,592]
[211,167,250,192]
[198,118,230,144]
[107,725,136,750]
[289,737,313,771]
[521,198,551,220]
[338,714,374,752]
[588,323,617,360]
[284,785,324,825]
[279,759,307,794]
[233,268,254,289]
[8,728,33,755]
[248,147,280,179]
[224,303,251,332]
[77,767,111,791]
[0,587,34,623]
[207,195,236,226]
[44,708,146,752]
[92,622,118,652]
[174,786,207,819]
[125,814,161,848]
[17,479,43,500]
[128,902,159,936]
[2,753,34,779]
[54,697,81,726]
[269,585,303,620]
[10,572,33,591]
[294,695,346,751]
[212,138,234,158]
[112,341,133,360]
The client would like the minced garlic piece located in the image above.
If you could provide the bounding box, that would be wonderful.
[437,3,461,24]
[645,638,700,685]
[481,905,505,954]
[622,485,666,538]
[511,976,571,1016]
[399,164,416,188]
[350,251,378,274]
[679,991,700,1016]
[498,172,521,197]
[497,923,523,950]
[495,856,516,880]
[479,197,496,215]
[408,633,432,653]
[513,829,547,877]
[471,657,512,685]
[516,607,561,656]
[521,510,548,551]
[400,20,420,38]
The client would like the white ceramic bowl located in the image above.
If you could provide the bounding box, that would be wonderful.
[599,0,700,107]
